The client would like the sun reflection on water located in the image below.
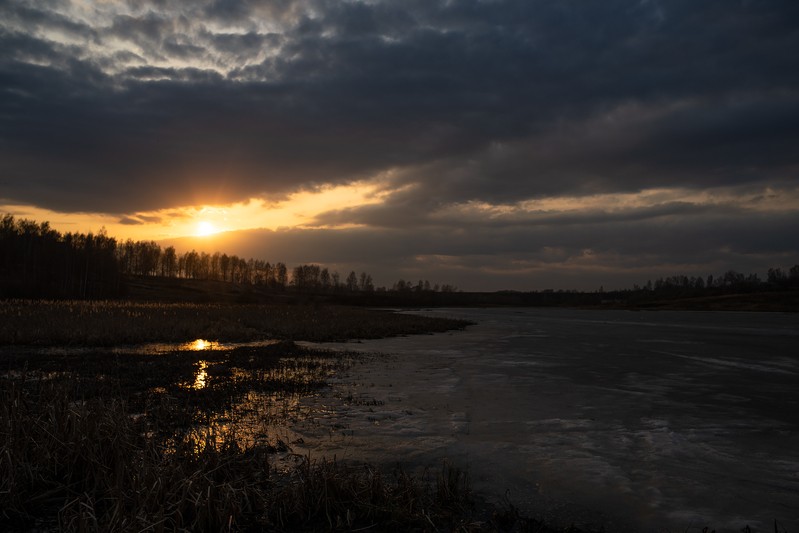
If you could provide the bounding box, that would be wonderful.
[185,339,219,351]
[193,360,209,389]
[164,344,354,455]
[175,391,313,455]
[183,340,216,390]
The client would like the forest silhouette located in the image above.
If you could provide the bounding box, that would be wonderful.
[1,214,797,307]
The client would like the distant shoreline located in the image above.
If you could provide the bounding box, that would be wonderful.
[119,274,799,313]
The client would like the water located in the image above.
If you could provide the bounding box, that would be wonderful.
[293,308,799,532]
[30,338,282,356]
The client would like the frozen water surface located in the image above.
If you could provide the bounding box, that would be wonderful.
[294,308,799,532]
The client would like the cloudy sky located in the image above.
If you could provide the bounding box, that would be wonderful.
[2,0,798,290]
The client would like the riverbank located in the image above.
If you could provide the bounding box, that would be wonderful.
[0,299,471,346]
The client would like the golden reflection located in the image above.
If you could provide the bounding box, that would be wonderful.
[176,391,308,455]
[163,352,352,455]
[192,339,210,350]
[193,360,209,389]
[183,339,219,351]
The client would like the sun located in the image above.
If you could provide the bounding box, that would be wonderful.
[195,221,218,237]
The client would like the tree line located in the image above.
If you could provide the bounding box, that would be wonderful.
[634,267,799,296]
[114,240,453,294]
[0,215,454,299]
[116,238,291,288]
[0,216,121,298]
[2,214,796,301]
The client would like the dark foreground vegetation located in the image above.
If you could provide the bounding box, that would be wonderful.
[0,300,471,346]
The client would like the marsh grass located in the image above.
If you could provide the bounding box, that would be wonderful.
[0,300,472,346]
[0,376,489,532]
[1,376,270,531]
[1,341,351,442]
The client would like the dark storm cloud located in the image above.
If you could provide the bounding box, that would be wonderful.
[204,30,283,58]
[119,214,163,225]
[312,196,720,230]
[334,93,799,217]
[229,202,799,274]
[118,216,144,225]
[2,0,798,214]
[2,2,98,43]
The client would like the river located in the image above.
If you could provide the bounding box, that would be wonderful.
[293,308,799,532]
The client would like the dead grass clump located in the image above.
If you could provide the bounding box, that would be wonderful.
[0,378,275,531]
[0,377,493,532]
[264,457,478,532]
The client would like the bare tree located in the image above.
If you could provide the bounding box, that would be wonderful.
[346,271,358,292]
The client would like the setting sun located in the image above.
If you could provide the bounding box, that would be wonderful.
[196,221,217,237]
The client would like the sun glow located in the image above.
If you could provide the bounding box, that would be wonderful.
[0,179,387,242]
[4,183,797,246]
[196,221,218,237]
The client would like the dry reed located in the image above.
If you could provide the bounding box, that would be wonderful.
[0,377,487,532]
[0,300,471,346]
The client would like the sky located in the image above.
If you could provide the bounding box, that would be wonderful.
[1,0,798,291]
